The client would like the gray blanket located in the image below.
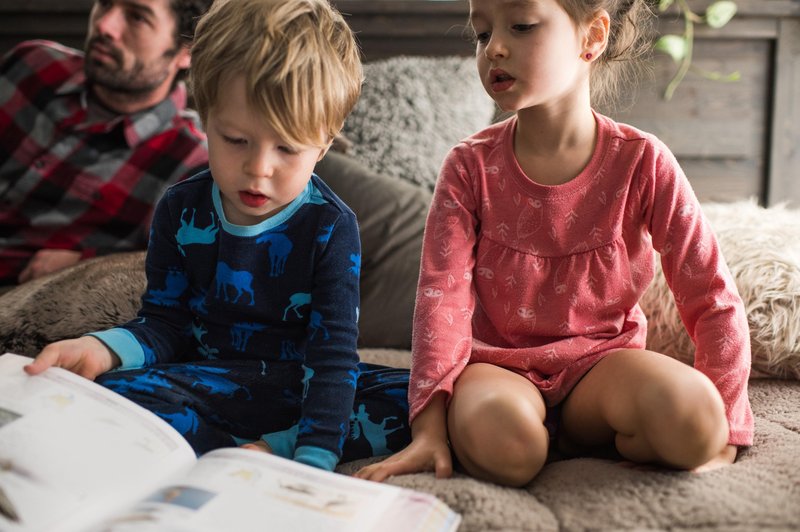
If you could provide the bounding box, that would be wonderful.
[1,262,798,531]
[352,349,800,532]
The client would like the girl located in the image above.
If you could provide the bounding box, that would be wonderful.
[356,0,753,487]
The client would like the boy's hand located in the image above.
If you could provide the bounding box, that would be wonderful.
[240,440,272,453]
[24,337,120,380]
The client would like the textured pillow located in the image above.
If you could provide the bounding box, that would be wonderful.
[342,55,496,191]
[316,151,431,349]
[641,200,800,379]
[0,251,146,357]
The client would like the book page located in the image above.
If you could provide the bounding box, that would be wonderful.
[93,448,460,532]
[0,353,196,532]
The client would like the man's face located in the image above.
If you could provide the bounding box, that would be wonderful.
[84,0,188,96]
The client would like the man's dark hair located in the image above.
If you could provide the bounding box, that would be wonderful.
[171,0,215,47]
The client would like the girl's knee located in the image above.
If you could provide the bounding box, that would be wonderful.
[640,371,728,468]
[449,392,549,487]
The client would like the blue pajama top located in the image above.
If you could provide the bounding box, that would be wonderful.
[91,170,361,469]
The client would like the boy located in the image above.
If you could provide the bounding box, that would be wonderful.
[26,0,409,472]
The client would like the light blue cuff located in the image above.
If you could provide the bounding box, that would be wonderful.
[85,329,145,369]
[261,424,299,459]
[294,446,339,471]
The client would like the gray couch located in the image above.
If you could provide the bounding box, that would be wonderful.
[2,56,799,531]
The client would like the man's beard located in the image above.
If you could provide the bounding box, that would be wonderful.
[83,36,177,96]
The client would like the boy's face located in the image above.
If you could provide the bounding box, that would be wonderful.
[206,75,326,226]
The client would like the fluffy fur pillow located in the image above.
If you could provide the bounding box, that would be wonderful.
[0,252,145,357]
[342,56,496,191]
[641,200,800,379]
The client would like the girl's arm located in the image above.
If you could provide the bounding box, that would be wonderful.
[355,393,452,482]
[642,145,754,447]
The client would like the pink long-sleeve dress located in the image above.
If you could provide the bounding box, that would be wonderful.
[409,112,754,446]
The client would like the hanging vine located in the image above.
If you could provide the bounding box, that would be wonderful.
[654,0,740,100]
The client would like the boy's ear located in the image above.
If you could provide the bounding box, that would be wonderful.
[317,143,332,162]
[317,136,337,161]
[583,9,610,59]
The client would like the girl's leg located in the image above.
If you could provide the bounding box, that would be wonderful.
[447,363,549,487]
[559,349,729,469]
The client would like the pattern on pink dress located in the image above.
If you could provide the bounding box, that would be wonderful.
[409,112,753,446]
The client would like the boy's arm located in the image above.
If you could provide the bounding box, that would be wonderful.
[292,212,362,470]
[88,191,196,369]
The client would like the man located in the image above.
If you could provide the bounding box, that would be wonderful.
[0,0,212,286]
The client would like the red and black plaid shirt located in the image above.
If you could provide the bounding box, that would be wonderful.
[0,40,208,284]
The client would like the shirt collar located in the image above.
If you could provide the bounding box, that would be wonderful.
[55,70,189,148]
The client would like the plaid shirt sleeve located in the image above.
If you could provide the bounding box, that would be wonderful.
[0,40,209,283]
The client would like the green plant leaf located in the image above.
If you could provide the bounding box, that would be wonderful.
[658,0,674,12]
[654,35,688,63]
[705,1,737,29]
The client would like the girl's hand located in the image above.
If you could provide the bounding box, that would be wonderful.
[240,440,272,453]
[24,337,120,380]
[693,444,738,473]
[354,435,452,483]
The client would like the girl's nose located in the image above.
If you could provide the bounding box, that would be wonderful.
[485,33,508,59]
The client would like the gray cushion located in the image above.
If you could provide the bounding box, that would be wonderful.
[316,151,431,349]
[342,56,496,191]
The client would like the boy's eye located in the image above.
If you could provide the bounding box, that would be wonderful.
[512,24,536,32]
[278,145,299,155]
[222,135,246,146]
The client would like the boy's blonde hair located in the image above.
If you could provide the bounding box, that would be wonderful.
[190,0,363,149]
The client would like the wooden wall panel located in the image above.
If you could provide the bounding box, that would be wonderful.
[1,0,797,206]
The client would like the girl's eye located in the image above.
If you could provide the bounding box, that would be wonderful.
[512,24,536,32]
[278,146,298,155]
[473,31,490,44]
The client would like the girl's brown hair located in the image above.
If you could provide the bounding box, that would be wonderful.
[560,0,656,111]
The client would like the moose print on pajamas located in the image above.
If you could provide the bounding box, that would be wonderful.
[87,171,411,469]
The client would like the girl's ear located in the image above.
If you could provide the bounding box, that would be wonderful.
[583,9,610,61]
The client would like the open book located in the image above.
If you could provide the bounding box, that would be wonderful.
[0,353,460,532]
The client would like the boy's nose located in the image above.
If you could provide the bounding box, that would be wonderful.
[245,149,275,178]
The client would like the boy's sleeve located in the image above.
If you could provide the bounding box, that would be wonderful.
[292,211,361,469]
[87,192,196,369]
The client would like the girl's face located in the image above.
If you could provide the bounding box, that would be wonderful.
[469,0,590,113]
